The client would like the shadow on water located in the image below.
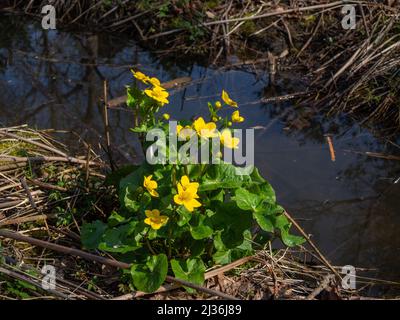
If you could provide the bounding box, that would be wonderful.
[1,16,399,296]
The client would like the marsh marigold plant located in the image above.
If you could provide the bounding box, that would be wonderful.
[81,70,305,293]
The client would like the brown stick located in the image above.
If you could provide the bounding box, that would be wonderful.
[306,274,335,300]
[19,177,38,211]
[103,80,114,171]
[325,135,336,162]
[103,80,111,151]
[0,155,105,167]
[0,214,56,227]
[27,178,68,192]
[204,256,253,279]
[0,266,70,299]
[283,211,341,279]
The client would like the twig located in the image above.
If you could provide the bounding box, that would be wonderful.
[0,214,56,227]
[0,155,105,167]
[0,266,70,299]
[19,177,38,211]
[306,274,335,300]
[283,211,341,279]
[27,178,68,192]
[325,135,336,162]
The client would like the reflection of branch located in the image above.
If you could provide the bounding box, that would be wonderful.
[343,149,400,161]
[19,100,56,123]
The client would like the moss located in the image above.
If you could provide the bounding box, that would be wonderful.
[240,20,257,36]
[0,141,34,157]
[205,0,220,10]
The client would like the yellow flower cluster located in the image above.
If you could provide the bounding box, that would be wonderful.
[138,89,244,230]
[214,90,245,124]
[143,176,168,230]
[142,175,202,229]
[193,117,218,138]
[131,70,169,106]
[176,116,240,149]
[231,110,244,123]
[220,129,240,149]
[174,175,201,212]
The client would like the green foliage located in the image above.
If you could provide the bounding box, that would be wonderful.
[81,73,304,293]
[171,258,205,293]
[130,254,168,292]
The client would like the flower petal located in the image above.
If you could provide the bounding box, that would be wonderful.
[174,194,183,205]
[181,175,190,188]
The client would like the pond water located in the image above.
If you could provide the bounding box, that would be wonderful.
[1,16,399,296]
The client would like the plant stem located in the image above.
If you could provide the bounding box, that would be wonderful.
[145,238,157,255]
[172,164,177,186]
[200,163,208,176]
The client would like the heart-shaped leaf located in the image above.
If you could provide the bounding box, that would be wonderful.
[190,215,213,240]
[171,258,205,293]
[275,215,305,247]
[233,188,262,211]
[131,254,168,293]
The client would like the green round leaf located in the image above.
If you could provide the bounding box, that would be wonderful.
[233,188,262,211]
[131,254,168,293]
[190,215,213,240]
[171,258,206,293]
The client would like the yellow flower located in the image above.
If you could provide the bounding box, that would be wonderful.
[148,77,161,87]
[177,124,183,135]
[177,124,194,140]
[193,117,218,138]
[231,110,244,123]
[144,86,169,106]
[144,209,168,230]
[220,129,240,149]
[174,183,201,212]
[143,175,159,197]
[215,101,222,109]
[163,113,170,120]
[179,175,199,191]
[131,70,149,84]
[212,116,218,122]
[221,90,238,107]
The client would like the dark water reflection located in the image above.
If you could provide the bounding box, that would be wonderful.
[1,16,399,296]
